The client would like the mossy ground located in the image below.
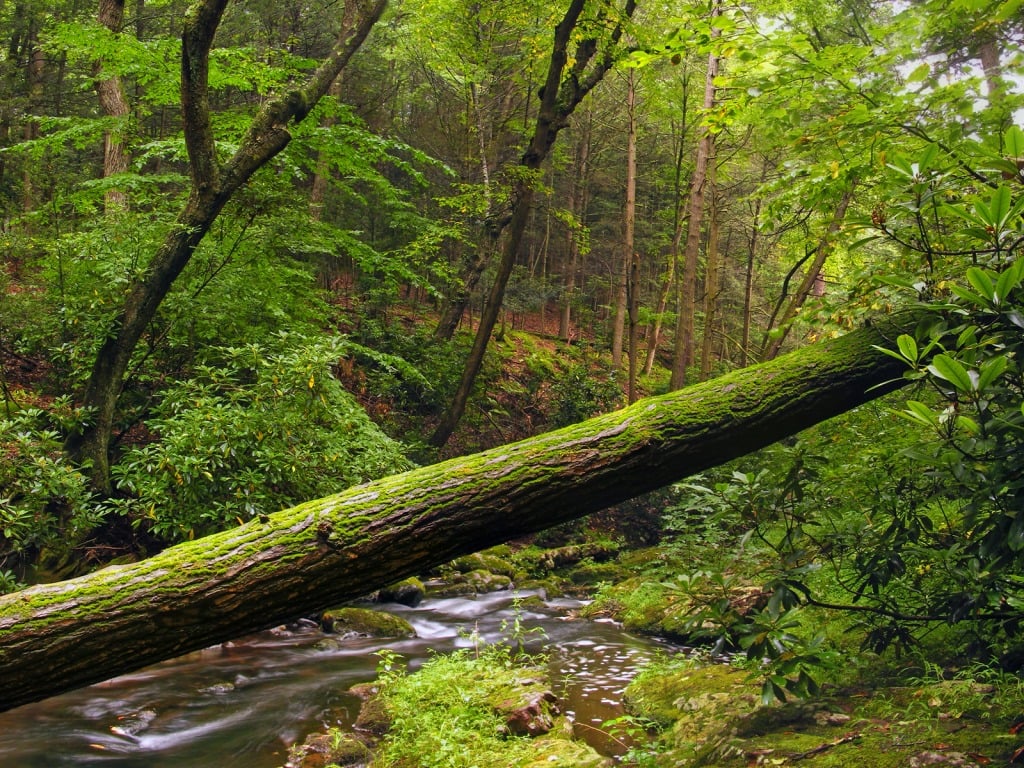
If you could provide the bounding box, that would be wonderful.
[367,647,609,768]
[623,656,1023,767]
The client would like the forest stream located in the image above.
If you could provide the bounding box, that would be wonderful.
[0,589,677,767]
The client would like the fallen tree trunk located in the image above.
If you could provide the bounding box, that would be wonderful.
[0,312,921,711]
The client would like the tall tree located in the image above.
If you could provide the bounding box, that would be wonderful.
[429,0,638,447]
[699,148,721,379]
[669,0,720,390]
[64,0,388,491]
[94,0,131,211]
[558,107,594,341]
[622,68,641,401]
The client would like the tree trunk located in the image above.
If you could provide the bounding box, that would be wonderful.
[623,70,640,402]
[643,79,691,377]
[0,309,924,712]
[559,110,592,341]
[761,183,854,361]
[699,150,720,380]
[64,0,388,491]
[669,29,718,390]
[95,0,131,212]
[430,0,638,447]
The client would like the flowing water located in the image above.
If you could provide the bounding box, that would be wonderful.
[0,590,678,767]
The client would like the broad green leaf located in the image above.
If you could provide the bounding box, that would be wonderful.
[905,62,930,83]
[990,185,1012,229]
[977,355,1009,391]
[919,143,940,171]
[966,267,995,302]
[995,259,1024,302]
[928,354,973,392]
[896,334,918,363]
[904,400,937,426]
[956,414,980,435]
[949,284,988,308]
[1005,124,1024,159]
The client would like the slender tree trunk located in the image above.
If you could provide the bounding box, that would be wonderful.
[0,310,925,712]
[309,80,343,221]
[643,251,674,375]
[644,85,691,376]
[740,197,762,367]
[699,150,720,380]
[22,36,44,213]
[95,0,131,212]
[434,234,497,340]
[430,0,638,447]
[559,110,592,341]
[65,0,389,492]
[623,70,640,401]
[670,13,719,390]
[761,184,854,361]
[434,79,499,341]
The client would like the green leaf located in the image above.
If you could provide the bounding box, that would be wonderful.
[990,185,1012,229]
[928,354,973,392]
[949,284,989,308]
[896,334,918,364]
[1005,124,1024,159]
[918,142,940,171]
[905,62,930,83]
[977,355,1008,391]
[956,414,980,434]
[995,259,1024,303]
[903,400,937,427]
[966,267,995,302]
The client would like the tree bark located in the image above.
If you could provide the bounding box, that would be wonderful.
[64,0,388,491]
[95,0,131,212]
[0,309,924,712]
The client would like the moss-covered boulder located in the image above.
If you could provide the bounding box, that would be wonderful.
[376,577,426,607]
[285,729,371,767]
[451,549,523,579]
[319,607,415,639]
[519,736,611,767]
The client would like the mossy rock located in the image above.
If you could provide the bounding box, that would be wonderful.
[464,569,512,592]
[431,569,512,595]
[519,736,611,767]
[287,729,371,767]
[376,577,426,607]
[320,607,415,638]
[452,551,522,579]
[354,695,391,737]
[565,561,629,587]
[625,660,756,729]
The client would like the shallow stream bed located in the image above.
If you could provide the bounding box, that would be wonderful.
[0,590,677,767]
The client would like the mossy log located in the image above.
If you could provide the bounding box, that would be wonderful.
[0,312,920,711]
